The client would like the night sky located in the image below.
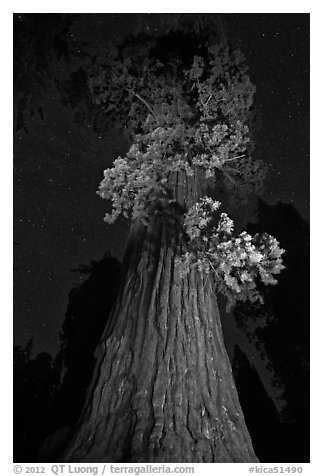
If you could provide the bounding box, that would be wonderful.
[13,12,309,374]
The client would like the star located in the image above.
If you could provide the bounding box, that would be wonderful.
[13,12,309,361]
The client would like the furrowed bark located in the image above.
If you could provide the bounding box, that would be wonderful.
[61,171,258,463]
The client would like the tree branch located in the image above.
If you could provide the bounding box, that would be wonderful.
[124,87,156,118]
[111,66,156,118]
[224,154,246,162]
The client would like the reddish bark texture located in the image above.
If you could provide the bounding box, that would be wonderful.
[62,172,258,462]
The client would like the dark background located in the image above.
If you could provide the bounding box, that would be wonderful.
[13,13,309,462]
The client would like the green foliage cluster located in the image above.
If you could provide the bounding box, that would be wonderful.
[177,197,285,310]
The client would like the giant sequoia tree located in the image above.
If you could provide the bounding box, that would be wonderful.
[62,17,284,463]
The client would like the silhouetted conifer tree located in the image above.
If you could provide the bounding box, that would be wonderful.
[54,253,121,430]
[232,345,284,462]
[233,200,309,462]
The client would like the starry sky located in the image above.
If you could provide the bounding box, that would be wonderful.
[13,13,309,359]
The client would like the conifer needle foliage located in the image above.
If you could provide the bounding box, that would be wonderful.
[177,197,285,310]
[93,22,284,308]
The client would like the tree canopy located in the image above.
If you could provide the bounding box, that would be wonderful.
[92,17,284,309]
[14,14,285,311]
[95,31,265,221]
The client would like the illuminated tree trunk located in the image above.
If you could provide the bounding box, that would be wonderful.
[61,172,258,463]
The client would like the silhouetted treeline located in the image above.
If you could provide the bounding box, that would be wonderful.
[13,341,59,461]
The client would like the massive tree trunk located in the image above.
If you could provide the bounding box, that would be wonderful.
[61,172,259,463]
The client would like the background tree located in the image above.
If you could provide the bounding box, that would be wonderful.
[13,13,79,132]
[233,200,310,462]
[54,253,121,431]
[61,16,284,463]
[13,254,121,463]
[231,345,284,462]
[38,253,121,462]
